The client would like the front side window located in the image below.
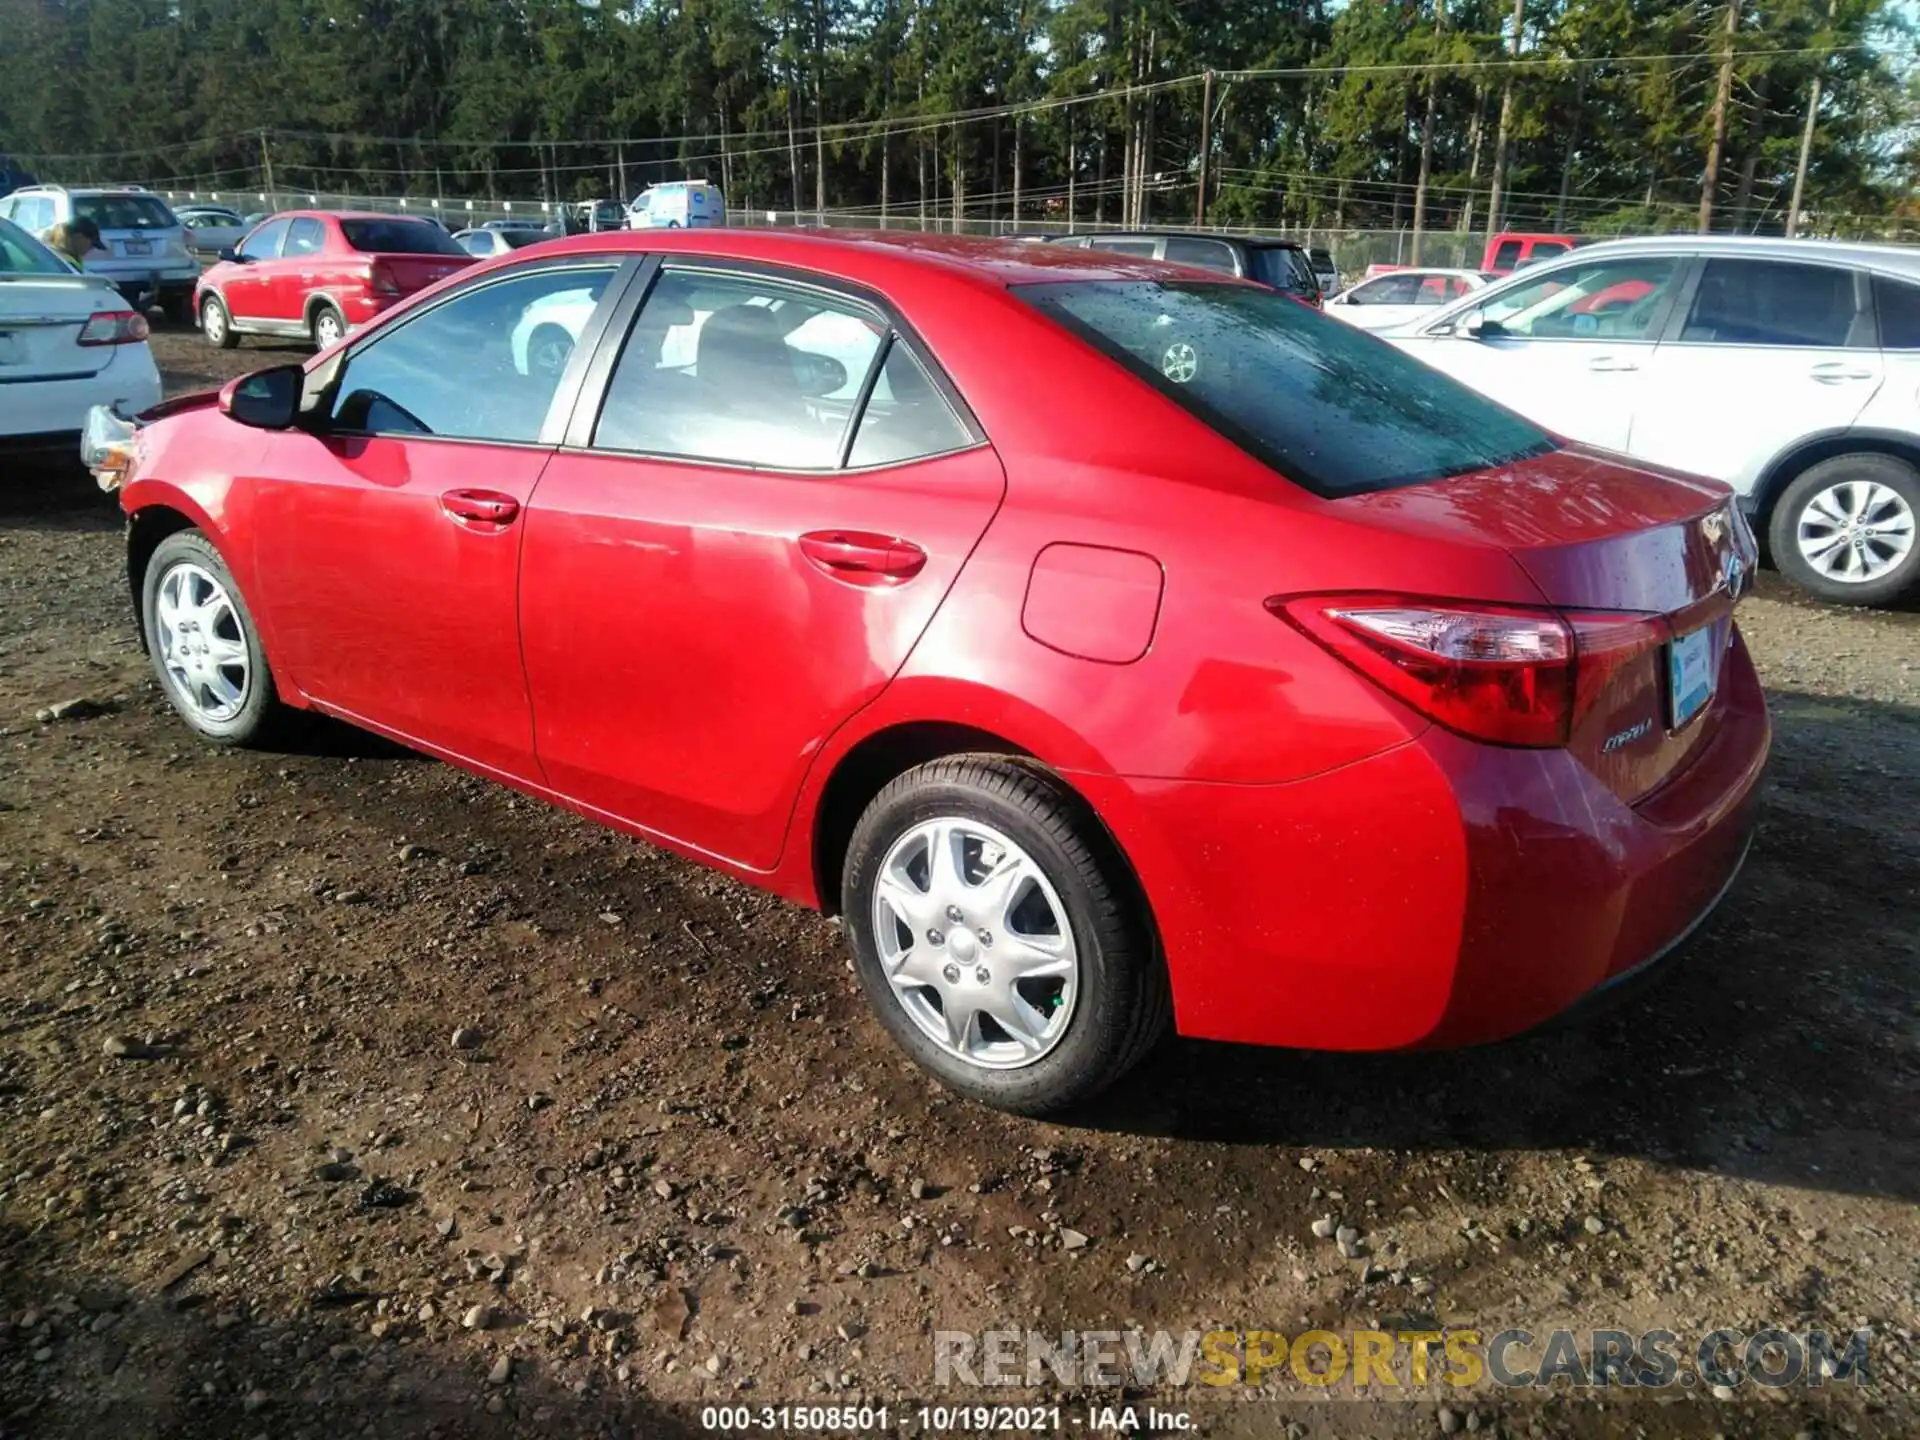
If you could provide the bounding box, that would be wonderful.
[1477,257,1678,340]
[1681,259,1866,348]
[239,219,290,261]
[593,269,885,468]
[339,218,469,256]
[330,265,616,443]
[1017,279,1554,496]
[1491,240,1523,270]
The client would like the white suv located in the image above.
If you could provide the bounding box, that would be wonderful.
[1384,235,1920,606]
[0,185,199,322]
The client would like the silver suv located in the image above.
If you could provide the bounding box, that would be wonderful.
[0,184,198,321]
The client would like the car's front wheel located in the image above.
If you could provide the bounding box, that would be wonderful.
[1771,453,1920,607]
[141,530,287,746]
[841,757,1169,1115]
[200,294,237,349]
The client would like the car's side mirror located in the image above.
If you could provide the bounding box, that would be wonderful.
[1462,314,1510,341]
[219,246,245,264]
[219,364,302,430]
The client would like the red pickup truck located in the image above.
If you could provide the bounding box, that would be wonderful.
[194,211,474,351]
[1481,231,1581,275]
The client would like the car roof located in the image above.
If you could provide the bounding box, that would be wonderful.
[1565,232,1920,279]
[1068,230,1306,251]
[496,228,1252,289]
[1357,266,1487,279]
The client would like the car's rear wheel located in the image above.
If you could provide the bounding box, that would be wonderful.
[200,294,237,350]
[141,530,287,747]
[841,756,1169,1115]
[311,302,346,350]
[526,323,574,380]
[1770,453,1920,607]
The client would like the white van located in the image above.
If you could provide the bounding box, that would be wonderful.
[627,181,726,231]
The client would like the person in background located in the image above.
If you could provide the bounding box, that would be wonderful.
[44,217,102,271]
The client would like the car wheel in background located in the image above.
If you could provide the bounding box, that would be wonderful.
[141,530,287,747]
[311,302,346,350]
[841,756,1170,1116]
[200,293,237,349]
[1770,453,1920,607]
[526,323,575,380]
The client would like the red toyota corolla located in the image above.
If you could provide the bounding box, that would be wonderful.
[90,230,1769,1115]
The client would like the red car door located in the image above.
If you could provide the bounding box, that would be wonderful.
[246,260,628,778]
[519,262,1004,870]
[269,215,329,325]
[221,216,290,324]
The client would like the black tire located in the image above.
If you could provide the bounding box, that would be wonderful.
[841,756,1170,1116]
[1769,453,1920,607]
[310,301,346,350]
[140,530,288,747]
[200,293,237,349]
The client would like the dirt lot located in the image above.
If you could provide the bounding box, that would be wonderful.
[0,327,1915,1439]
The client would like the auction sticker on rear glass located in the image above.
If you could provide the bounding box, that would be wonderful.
[1668,624,1716,728]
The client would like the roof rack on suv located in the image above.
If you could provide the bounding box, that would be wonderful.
[13,182,150,194]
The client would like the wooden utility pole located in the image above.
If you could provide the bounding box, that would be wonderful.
[616,142,627,204]
[1699,0,1738,234]
[1011,114,1022,226]
[1410,0,1444,264]
[1554,67,1585,231]
[1486,0,1523,235]
[1066,110,1077,231]
[1194,68,1214,225]
[1788,0,1835,238]
[259,130,275,202]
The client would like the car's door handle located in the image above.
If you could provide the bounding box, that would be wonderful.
[440,489,520,527]
[1586,355,1639,373]
[799,530,928,583]
[1808,362,1876,383]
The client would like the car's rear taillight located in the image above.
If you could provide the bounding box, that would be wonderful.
[1271,595,1667,749]
[76,310,150,347]
[369,262,401,296]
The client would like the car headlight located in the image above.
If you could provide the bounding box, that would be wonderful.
[80,404,139,491]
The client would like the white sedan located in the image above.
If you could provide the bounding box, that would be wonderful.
[0,217,161,456]
[1324,268,1491,331]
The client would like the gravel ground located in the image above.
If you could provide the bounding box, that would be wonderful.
[0,327,1914,1439]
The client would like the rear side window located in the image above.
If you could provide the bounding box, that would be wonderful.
[1874,276,1920,349]
[1349,274,1423,306]
[1163,237,1239,274]
[1246,247,1317,295]
[339,219,468,256]
[1490,240,1523,270]
[73,194,175,230]
[846,342,974,467]
[1528,241,1570,261]
[284,218,325,255]
[1017,279,1553,496]
[1681,259,1867,348]
[592,269,884,468]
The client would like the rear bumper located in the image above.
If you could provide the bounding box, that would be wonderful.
[1080,627,1771,1051]
[0,348,162,446]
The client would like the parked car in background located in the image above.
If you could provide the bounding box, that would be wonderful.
[194,211,473,350]
[1049,231,1323,306]
[1385,235,1920,605]
[1308,246,1340,296]
[174,204,249,256]
[0,216,159,458]
[1325,267,1491,331]
[627,181,726,229]
[454,227,548,259]
[98,230,1766,1115]
[482,218,549,234]
[1482,231,1582,276]
[0,185,198,320]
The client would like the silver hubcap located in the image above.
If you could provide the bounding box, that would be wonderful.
[531,336,571,378]
[1161,342,1198,384]
[871,818,1078,1070]
[203,301,225,341]
[155,562,250,723]
[1797,480,1915,583]
[316,312,342,346]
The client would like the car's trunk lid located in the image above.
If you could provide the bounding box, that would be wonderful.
[0,275,119,379]
[1340,444,1753,803]
[369,253,474,295]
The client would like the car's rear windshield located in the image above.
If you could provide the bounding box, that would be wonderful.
[501,230,547,249]
[0,217,65,274]
[73,194,176,231]
[1015,279,1556,496]
[1245,246,1319,295]
[340,219,469,256]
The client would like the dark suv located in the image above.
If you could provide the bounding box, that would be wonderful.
[1049,231,1322,305]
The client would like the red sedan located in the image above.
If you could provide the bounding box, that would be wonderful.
[193,210,473,351]
[99,230,1768,1115]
